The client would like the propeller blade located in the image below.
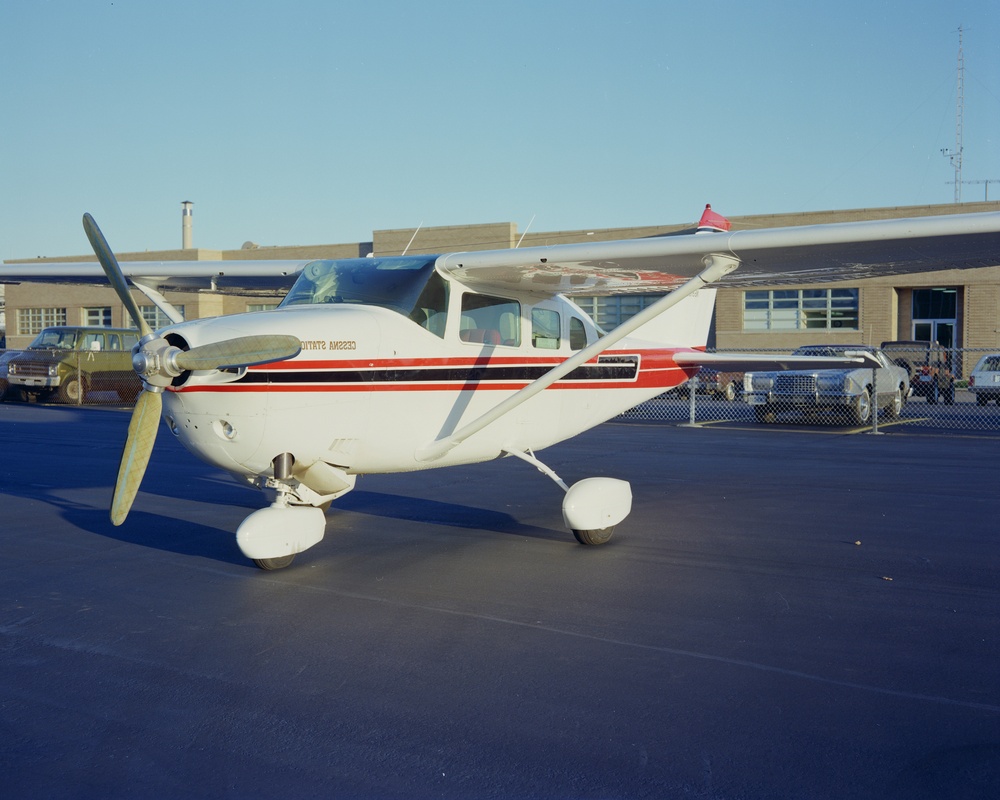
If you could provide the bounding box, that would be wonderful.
[82,213,152,339]
[110,389,162,526]
[173,334,301,372]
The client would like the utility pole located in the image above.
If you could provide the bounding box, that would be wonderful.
[941,26,964,202]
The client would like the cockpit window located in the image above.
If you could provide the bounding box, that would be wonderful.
[408,271,449,337]
[280,256,440,317]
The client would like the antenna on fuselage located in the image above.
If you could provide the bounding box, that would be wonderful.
[515,214,536,248]
[401,222,423,255]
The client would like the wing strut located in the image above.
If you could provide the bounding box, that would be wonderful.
[415,253,740,463]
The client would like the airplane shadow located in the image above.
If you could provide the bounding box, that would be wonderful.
[51,489,565,569]
[329,490,566,542]
[63,506,249,566]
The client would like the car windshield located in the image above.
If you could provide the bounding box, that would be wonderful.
[977,355,1000,372]
[28,330,78,349]
[280,256,439,316]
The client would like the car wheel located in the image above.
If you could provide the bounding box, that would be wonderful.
[850,388,872,425]
[57,373,86,404]
[723,381,737,402]
[753,405,776,424]
[883,387,903,420]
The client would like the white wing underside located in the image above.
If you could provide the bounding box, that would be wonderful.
[2,212,999,297]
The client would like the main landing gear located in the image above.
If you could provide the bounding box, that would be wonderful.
[237,449,631,570]
[505,449,632,545]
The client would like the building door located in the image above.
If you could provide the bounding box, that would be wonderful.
[912,320,955,348]
[911,289,957,347]
[912,288,959,376]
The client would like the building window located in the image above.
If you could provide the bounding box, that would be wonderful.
[743,289,859,331]
[577,294,666,330]
[247,303,279,312]
[17,307,67,336]
[84,307,112,327]
[139,305,185,330]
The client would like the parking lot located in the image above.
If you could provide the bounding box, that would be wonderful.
[1,403,998,798]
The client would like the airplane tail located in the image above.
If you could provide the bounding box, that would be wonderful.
[629,286,717,348]
[629,203,729,348]
[696,203,732,233]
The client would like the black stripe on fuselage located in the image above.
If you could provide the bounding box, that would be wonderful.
[238,356,639,385]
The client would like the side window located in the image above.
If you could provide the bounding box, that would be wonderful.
[531,308,560,349]
[569,317,588,350]
[107,335,121,351]
[81,333,104,352]
[122,333,139,349]
[460,293,521,347]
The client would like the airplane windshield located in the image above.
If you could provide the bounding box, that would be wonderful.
[280,256,440,316]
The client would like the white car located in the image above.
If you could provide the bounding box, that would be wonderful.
[969,354,1000,406]
[744,345,910,425]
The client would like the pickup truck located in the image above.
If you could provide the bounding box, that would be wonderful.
[744,345,910,425]
[880,340,956,404]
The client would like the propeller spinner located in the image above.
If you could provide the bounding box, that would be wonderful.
[82,213,301,525]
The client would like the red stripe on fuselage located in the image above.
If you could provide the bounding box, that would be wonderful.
[174,349,695,394]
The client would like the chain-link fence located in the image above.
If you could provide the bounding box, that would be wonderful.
[4,345,1000,432]
[620,348,1000,432]
[0,349,140,406]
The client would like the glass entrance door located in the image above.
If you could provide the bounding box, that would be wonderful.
[911,289,957,347]
[912,320,955,348]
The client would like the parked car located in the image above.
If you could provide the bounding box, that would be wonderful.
[969,354,1000,406]
[744,345,910,425]
[675,367,743,401]
[880,340,956,404]
[6,326,140,403]
[0,350,22,402]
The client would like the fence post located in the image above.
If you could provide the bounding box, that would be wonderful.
[868,366,881,435]
[680,376,701,428]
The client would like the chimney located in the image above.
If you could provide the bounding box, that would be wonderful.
[181,201,194,249]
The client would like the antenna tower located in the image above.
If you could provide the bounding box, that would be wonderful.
[941,26,964,202]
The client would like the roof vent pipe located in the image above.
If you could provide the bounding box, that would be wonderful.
[181,201,193,249]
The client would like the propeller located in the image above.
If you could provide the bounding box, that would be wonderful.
[82,213,301,525]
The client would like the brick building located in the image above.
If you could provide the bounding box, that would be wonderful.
[4,201,999,375]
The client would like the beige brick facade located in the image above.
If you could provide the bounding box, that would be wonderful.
[4,202,999,373]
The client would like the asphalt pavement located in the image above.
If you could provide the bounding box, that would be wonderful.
[1,403,998,799]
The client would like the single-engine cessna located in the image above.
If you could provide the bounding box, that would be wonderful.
[4,206,1000,568]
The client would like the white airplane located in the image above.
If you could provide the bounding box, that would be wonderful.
[3,206,1000,568]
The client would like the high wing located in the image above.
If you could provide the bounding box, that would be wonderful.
[0,259,310,292]
[437,211,1000,296]
[5,212,999,297]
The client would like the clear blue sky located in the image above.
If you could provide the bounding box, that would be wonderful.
[2,0,998,259]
